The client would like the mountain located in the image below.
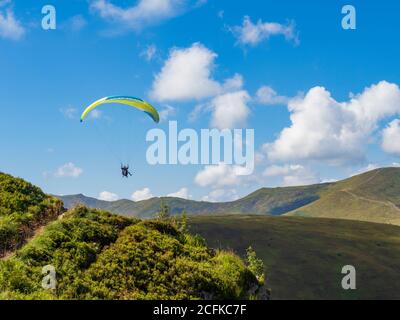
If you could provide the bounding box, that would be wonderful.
[190,215,400,300]
[287,167,400,225]
[58,183,329,218]
[58,167,400,225]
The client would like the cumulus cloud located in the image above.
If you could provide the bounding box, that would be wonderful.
[256,86,289,105]
[151,43,221,101]
[382,119,400,156]
[195,163,250,188]
[263,164,319,187]
[210,90,250,129]
[98,191,119,201]
[265,81,400,165]
[54,163,83,178]
[0,7,25,40]
[91,0,201,31]
[231,16,299,47]
[202,188,239,202]
[131,187,153,201]
[222,73,244,92]
[167,187,191,199]
[151,43,251,128]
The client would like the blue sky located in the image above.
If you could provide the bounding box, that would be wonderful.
[1,0,400,202]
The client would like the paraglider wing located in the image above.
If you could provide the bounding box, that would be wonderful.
[80,96,160,123]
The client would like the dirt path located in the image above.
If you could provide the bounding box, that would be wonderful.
[0,211,66,261]
[342,189,400,213]
[341,168,400,213]
[0,224,47,261]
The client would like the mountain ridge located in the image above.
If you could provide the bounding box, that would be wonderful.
[57,167,400,225]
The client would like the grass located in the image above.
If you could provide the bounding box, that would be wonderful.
[189,215,400,300]
[288,167,400,225]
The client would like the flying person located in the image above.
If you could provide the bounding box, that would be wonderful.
[80,96,159,178]
[121,164,132,178]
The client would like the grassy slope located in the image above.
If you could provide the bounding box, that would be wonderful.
[288,168,400,225]
[0,172,63,256]
[0,207,259,300]
[189,215,400,300]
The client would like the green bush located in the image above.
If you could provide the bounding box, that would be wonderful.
[0,208,259,300]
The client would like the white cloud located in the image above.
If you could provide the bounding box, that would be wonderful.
[151,43,221,101]
[382,119,400,156]
[195,163,250,188]
[140,44,157,61]
[256,86,289,105]
[131,187,153,201]
[265,81,400,165]
[99,191,119,201]
[210,90,250,129]
[54,163,83,178]
[263,164,303,176]
[91,0,199,31]
[263,164,319,187]
[231,16,299,47]
[60,107,78,119]
[159,105,176,122]
[167,187,191,199]
[202,188,239,202]
[151,43,251,129]
[222,73,244,92]
[0,8,25,40]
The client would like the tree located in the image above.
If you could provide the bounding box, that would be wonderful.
[246,246,265,283]
[156,199,170,220]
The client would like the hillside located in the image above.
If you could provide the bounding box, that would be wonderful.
[0,206,263,300]
[287,167,400,225]
[0,172,63,257]
[190,215,400,300]
[59,167,400,226]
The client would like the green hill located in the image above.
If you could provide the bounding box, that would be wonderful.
[0,172,63,257]
[189,215,400,300]
[59,167,400,226]
[287,167,400,225]
[0,206,262,300]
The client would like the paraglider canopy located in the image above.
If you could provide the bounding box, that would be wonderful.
[80,96,160,123]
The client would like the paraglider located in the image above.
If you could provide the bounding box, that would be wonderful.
[80,96,159,178]
[80,96,160,123]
